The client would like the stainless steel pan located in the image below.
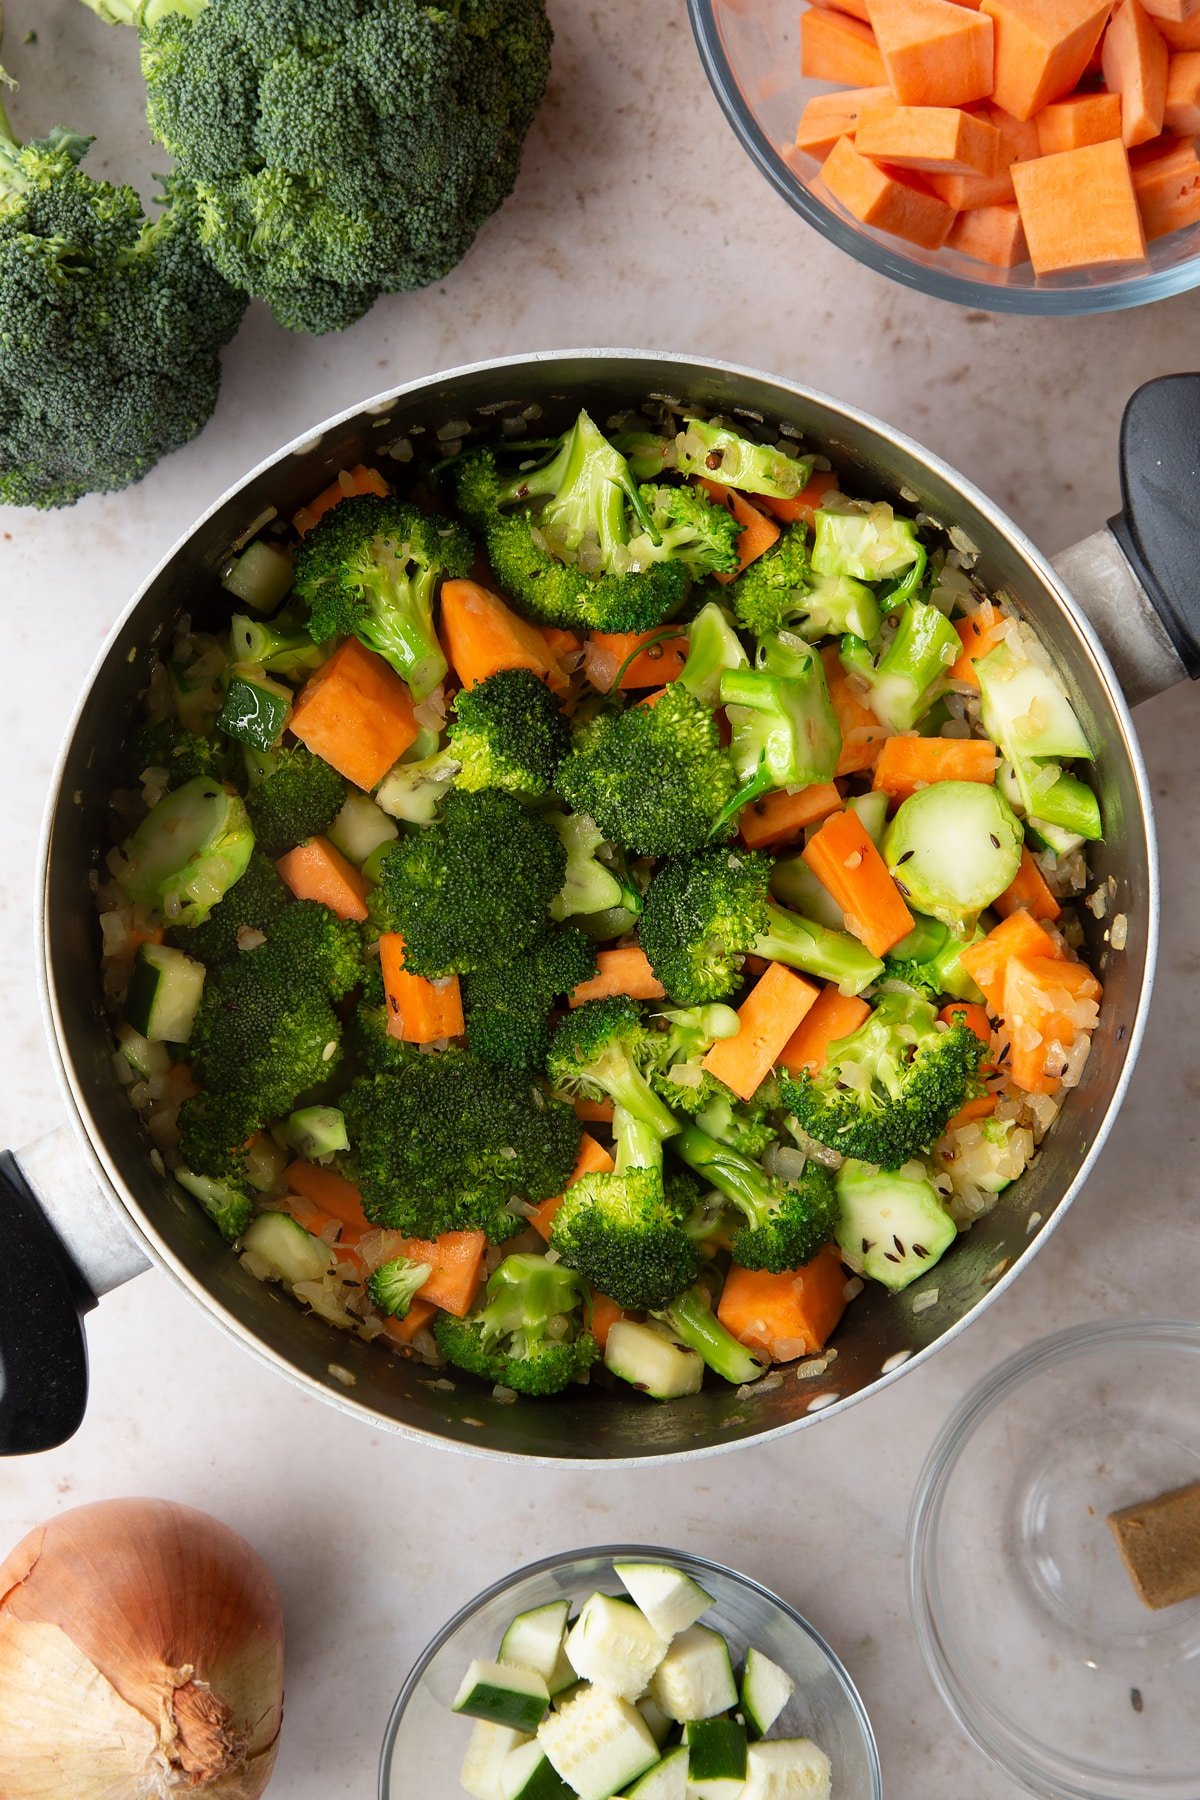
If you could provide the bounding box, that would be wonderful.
[3,350,1196,1464]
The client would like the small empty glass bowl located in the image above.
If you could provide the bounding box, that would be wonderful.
[378,1543,881,1798]
[687,0,1200,314]
[908,1320,1200,1800]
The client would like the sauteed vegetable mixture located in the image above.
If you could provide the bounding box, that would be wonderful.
[98,406,1105,1401]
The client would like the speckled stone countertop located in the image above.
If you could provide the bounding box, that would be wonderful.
[3,3,1200,1795]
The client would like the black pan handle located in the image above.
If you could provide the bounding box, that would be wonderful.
[0,1150,94,1454]
[1109,373,1200,679]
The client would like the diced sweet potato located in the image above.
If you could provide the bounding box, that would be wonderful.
[982,0,1116,119]
[1011,137,1147,270]
[1103,0,1170,145]
[856,99,1001,171]
[1036,91,1124,153]
[1130,130,1200,233]
[801,7,888,82]
[1164,48,1200,126]
[925,101,1041,205]
[818,134,958,246]
[867,0,995,103]
[792,85,895,159]
[948,199,1029,261]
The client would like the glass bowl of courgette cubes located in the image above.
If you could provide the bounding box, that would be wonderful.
[379,1544,881,1799]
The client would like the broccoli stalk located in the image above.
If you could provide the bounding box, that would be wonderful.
[731,524,881,645]
[672,419,814,498]
[433,1254,598,1396]
[229,611,326,679]
[811,506,926,586]
[714,633,842,830]
[840,602,960,733]
[549,1106,700,1310]
[367,1255,432,1320]
[547,998,681,1142]
[547,811,643,926]
[294,495,471,699]
[780,987,987,1168]
[676,600,749,707]
[655,1285,766,1386]
[674,1123,840,1273]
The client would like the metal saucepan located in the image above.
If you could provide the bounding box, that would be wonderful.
[3,350,1197,1464]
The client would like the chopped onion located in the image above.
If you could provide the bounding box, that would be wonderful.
[0,1500,283,1798]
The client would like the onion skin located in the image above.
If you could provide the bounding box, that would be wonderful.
[0,1499,284,1798]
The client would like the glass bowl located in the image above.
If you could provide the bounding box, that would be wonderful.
[908,1320,1200,1800]
[687,0,1200,314]
[379,1543,882,1798]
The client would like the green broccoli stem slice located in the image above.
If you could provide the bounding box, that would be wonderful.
[714,641,841,829]
[840,602,960,734]
[502,411,639,568]
[753,903,883,995]
[673,1124,777,1233]
[613,1104,664,1176]
[678,601,749,706]
[658,1285,766,1385]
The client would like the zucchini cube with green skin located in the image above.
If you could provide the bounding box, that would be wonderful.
[327,792,398,867]
[453,1660,550,1734]
[500,1601,571,1686]
[239,1211,334,1285]
[501,1738,573,1800]
[537,1684,659,1800]
[649,1625,738,1722]
[835,1158,956,1292]
[613,1562,713,1640]
[623,1745,688,1799]
[740,1646,795,1740]
[742,1738,832,1799]
[115,776,255,928]
[124,943,206,1044]
[687,1718,748,1798]
[220,539,295,614]
[114,1021,171,1083]
[461,1721,530,1800]
[216,666,293,752]
[278,1105,348,1161]
[565,1594,668,1700]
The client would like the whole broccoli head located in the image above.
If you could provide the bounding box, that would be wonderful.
[463,927,597,1070]
[780,988,986,1170]
[244,742,346,857]
[558,683,738,857]
[189,939,344,1124]
[434,1254,598,1396]
[675,1122,840,1274]
[85,0,552,335]
[639,847,772,1005]
[293,494,471,699]
[170,847,290,963]
[374,787,566,977]
[343,1056,579,1241]
[449,667,570,798]
[456,417,690,632]
[0,116,246,508]
[550,1105,699,1310]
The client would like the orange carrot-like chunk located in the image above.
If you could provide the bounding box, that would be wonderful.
[959,907,1061,1011]
[925,102,1041,206]
[738,782,844,851]
[1036,91,1124,153]
[819,136,958,248]
[702,963,821,1102]
[585,630,690,692]
[381,1303,437,1348]
[378,932,464,1044]
[290,637,418,791]
[588,1290,625,1350]
[981,0,1115,120]
[822,644,891,774]
[569,946,666,1007]
[755,468,843,526]
[950,607,1008,682]
[856,99,1001,172]
[938,1000,994,1043]
[948,200,1030,262]
[276,837,369,921]
[792,87,895,160]
[994,846,1062,922]
[778,984,872,1075]
[871,734,998,802]
[802,808,916,956]
[717,1245,849,1363]
[1012,139,1146,272]
[441,579,570,696]
[801,7,889,82]
[292,464,389,537]
[528,1133,614,1242]
[867,0,995,104]
[1131,132,1200,234]
[1164,50,1200,128]
[1003,954,1102,1094]
[1103,0,1170,144]
[284,1162,371,1240]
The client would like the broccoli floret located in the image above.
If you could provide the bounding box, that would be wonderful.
[624,483,743,579]
[675,600,749,707]
[675,1122,839,1273]
[343,1057,579,1241]
[882,921,986,1005]
[450,668,570,795]
[781,987,986,1169]
[265,901,364,999]
[176,1088,259,1188]
[693,1084,781,1159]
[840,601,960,733]
[550,1106,700,1310]
[463,928,597,1069]
[243,742,346,857]
[639,847,883,1004]
[189,941,344,1124]
[132,720,237,791]
[171,849,290,965]
[367,1254,432,1319]
[558,682,738,857]
[434,1254,598,1396]
[83,0,552,335]
[644,1003,742,1118]
[716,632,841,826]
[0,108,246,508]
[456,416,688,631]
[293,495,471,699]
[731,525,881,644]
[374,787,566,977]
[547,997,680,1141]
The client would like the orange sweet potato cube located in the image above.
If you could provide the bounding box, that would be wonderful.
[982,0,1116,119]
[819,134,958,246]
[867,0,995,103]
[948,199,1030,261]
[1131,131,1200,234]
[856,99,1001,171]
[791,85,894,159]
[1036,91,1124,153]
[800,7,888,82]
[1011,137,1147,270]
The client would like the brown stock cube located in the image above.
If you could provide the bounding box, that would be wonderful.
[1107,1479,1200,1609]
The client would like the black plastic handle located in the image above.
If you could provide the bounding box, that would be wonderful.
[0,1151,94,1454]
[1109,373,1200,679]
